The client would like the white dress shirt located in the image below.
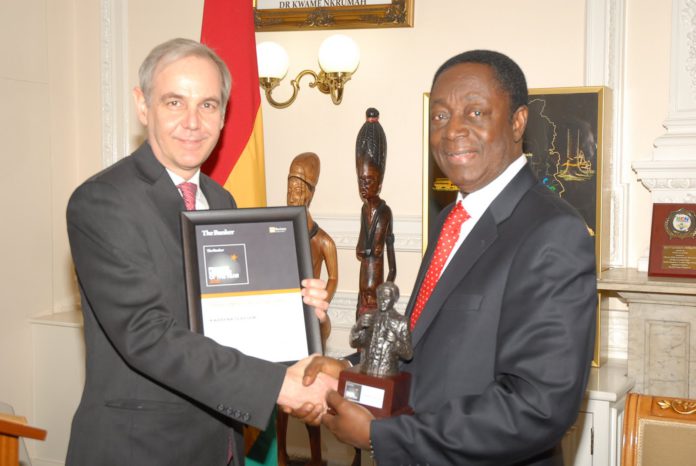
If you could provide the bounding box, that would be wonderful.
[441,155,528,273]
[167,169,210,210]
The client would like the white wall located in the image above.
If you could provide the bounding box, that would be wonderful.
[0,0,100,425]
[0,0,52,425]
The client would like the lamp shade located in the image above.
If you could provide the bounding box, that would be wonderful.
[256,41,289,79]
[318,34,360,73]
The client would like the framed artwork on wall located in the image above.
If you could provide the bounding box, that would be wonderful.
[253,0,414,31]
[524,87,612,273]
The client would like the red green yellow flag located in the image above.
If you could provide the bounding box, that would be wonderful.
[201,3,276,465]
[201,0,266,208]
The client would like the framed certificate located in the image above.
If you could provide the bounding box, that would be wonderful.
[648,203,696,278]
[181,206,322,364]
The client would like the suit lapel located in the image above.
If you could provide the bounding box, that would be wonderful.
[132,143,185,248]
[411,213,497,345]
[410,164,539,346]
[199,174,235,210]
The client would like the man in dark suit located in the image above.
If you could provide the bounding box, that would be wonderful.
[65,38,333,466]
[296,50,597,465]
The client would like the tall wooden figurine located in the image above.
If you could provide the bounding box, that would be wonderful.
[355,108,396,318]
[278,152,338,466]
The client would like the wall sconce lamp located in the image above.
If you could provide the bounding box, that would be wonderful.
[256,34,360,109]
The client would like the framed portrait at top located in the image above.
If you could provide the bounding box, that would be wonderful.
[181,206,322,365]
[422,87,612,272]
[254,0,414,31]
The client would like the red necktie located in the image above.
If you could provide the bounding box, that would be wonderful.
[177,182,197,211]
[410,201,470,330]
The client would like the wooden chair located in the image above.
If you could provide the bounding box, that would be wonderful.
[622,392,696,466]
[0,413,45,466]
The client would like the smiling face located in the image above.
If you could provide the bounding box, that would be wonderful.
[429,62,527,194]
[133,55,224,179]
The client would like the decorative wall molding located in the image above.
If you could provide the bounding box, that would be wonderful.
[328,292,629,361]
[585,0,628,268]
[634,0,696,204]
[100,0,129,168]
[683,0,696,98]
[631,162,696,203]
[328,290,409,328]
[315,214,423,253]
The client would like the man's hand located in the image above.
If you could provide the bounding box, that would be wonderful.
[302,355,350,386]
[283,355,346,425]
[301,278,329,324]
[322,390,373,450]
[277,354,337,418]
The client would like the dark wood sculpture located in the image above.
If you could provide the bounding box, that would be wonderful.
[279,151,338,466]
[355,108,396,318]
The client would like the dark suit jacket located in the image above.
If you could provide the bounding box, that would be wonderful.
[65,142,286,466]
[371,165,597,465]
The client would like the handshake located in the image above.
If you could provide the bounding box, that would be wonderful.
[276,355,374,450]
[276,354,347,421]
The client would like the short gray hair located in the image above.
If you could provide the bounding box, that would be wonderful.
[138,38,232,113]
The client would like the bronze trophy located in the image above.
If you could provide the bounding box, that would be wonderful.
[339,282,413,418]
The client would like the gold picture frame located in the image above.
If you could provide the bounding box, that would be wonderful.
[253,0,414,31]
[422,87,612,366]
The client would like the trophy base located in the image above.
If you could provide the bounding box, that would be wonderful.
[338,366,413,418]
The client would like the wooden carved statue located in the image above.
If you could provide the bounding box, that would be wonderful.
[278,152,338,466]
[355,108,396,318]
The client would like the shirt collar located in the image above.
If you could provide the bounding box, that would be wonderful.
[166,169,201,188]
[457,155,527,219]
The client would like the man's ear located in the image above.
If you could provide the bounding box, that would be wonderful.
[511,105,528,143]
[132,87,149,126]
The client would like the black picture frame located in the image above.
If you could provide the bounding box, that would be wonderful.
[181,206,322,365]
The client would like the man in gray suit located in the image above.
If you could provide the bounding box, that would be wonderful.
[296,50,597,465]
[66,38,333,466]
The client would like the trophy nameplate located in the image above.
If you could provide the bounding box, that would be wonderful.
[338,366,413,418]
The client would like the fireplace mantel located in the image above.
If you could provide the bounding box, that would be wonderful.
[598,267,696,398]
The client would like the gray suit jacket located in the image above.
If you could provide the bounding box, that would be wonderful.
[371,165,597,465]
[66,142,286,466]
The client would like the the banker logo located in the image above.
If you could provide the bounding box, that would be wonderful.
[203,244,249,286]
